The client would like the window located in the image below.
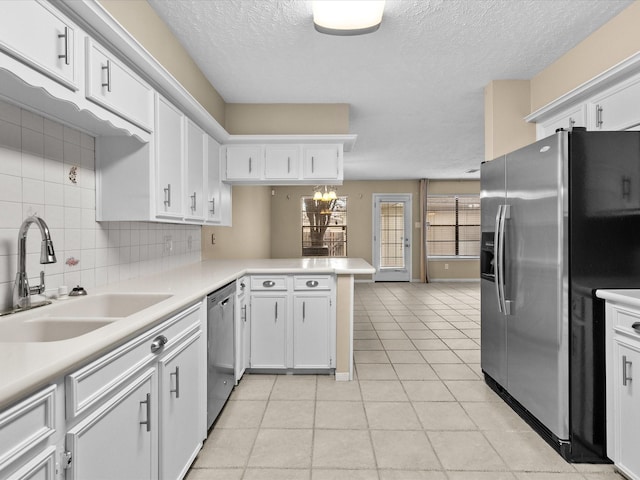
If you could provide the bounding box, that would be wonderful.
[426,195,480,257]
[301,196,347,257]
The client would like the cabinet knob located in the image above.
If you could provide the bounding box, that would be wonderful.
[306,280,319,288]
[151,335,168,353]
[632,321,640,334]
[263,280,276,288]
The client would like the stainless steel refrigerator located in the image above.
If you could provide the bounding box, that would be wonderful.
[481,128,640,462]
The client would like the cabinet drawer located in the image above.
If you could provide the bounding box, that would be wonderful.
[0,385,56,472]
[66,303,201,418]
[250,275,288,291]
[293,275,332,291]
[612,306,640,338]
[4,445,56,480]
[85,38,153,132]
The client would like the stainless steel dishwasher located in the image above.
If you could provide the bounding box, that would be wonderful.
[207,281,236,429]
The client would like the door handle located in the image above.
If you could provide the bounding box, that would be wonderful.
[497,205,511,315]
[623,355,632,386]
[493,205,503,313]
[170,366,180,398]
[139,393,151,432]
[58,27,70,66]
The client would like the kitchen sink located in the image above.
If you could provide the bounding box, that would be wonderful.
[0,318,116,343]
[48,293,173,318]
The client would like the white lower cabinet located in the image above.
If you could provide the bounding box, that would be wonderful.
[64,303,204,480]
[66,369,156,480]
[158,332,203,480]
[249,275,335,371]
[250,295,288,369]
[602,296,640,480]
[293,295,332,369]
[235,277,250,382]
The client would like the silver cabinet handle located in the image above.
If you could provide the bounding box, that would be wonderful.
[249,157,252,174]
[303,301,306,321]
[623,355,632,386]
[163,184,171,208]
[311,156,315,173]
[596,104,603,127]
[287,157,291,174]
[275,302,278,321]
[170,366,180,398]
[150,335,168,353]
[209,198,215,215]
[263,280,276,288]
[139,393,151,432]
[632,322,640,334]
[190,192,197,212]
[242,304,247,322]
[101,60,111,92]
[493,205,503,313]
[306,280,319,288]
[569,117,576,129]
[58,26,69,66]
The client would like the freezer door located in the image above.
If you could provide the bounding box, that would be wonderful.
[504,133,569,440]
[480,156,507,387]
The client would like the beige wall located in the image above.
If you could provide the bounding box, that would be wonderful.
[427,180,480,281]
[99,0,226,124]
[484,80,536,160]
[531,2,640,111]
[225,104,350,135]
[201,186,272,259]
[270,181,421,280]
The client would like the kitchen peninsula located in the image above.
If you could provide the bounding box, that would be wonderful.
[0,257,374,410]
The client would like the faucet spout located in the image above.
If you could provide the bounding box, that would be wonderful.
[13,215,57,310]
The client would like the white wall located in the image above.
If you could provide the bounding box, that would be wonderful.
[0,99,201,311]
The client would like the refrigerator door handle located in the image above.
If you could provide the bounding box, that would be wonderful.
[494,205,503,313]
[498,205,511,315]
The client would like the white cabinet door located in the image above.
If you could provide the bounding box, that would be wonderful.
[205,136,232,225]
[159,332,203,480]
[589,76,640,131]
[235,279,250,382]
[293,295,331,369]
[85,39,153,132]
[4,446,56,480]
[302,145,342,180]
[225,146,262,181]
[66,369,156,480]
[185,119,206,221]
[614,339,640,480]
[0,1,78,90]
[156,96,184,219]
[264,145,300,180]
[250,295,287,369]
[536,105,586,139]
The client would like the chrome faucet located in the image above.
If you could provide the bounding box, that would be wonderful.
[13,215,57,310]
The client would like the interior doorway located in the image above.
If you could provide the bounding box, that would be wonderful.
[372,194,412,281]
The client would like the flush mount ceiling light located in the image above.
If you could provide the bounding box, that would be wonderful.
[312,1,385,36]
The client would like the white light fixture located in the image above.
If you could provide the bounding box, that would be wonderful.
[313,185,338,201]
[312,1,385,36]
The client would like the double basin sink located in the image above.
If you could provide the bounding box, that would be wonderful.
[0,293,172,343]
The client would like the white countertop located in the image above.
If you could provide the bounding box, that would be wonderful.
[0,258,374,409]
[596,289,640,308]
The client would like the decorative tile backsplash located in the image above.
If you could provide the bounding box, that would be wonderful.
[0,99,201,311]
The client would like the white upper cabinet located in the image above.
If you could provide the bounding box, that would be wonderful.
[588,75,640,131]
[0,0,78,90]
[185,119,206,221]
[85,38,154,132]
[155,96,185,220]
[206,136,232,225]
[303,145,343,181]
[225,145,263,181]
[264,145,301,180]
[223,143,345,185]
[528,54,640,139]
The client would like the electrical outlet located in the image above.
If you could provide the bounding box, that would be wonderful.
[444,263,449,270]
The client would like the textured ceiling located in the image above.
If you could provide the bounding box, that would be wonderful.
[148,0,632,180]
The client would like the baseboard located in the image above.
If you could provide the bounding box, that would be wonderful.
[429,278,480,283]
[335,372,350,382]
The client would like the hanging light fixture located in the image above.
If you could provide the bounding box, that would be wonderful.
[312,1,385,36]
[313,185,338,202]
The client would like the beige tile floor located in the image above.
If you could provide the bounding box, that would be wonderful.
[186,282,623,480]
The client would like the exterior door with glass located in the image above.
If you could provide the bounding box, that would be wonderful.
[372,194,412,282]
